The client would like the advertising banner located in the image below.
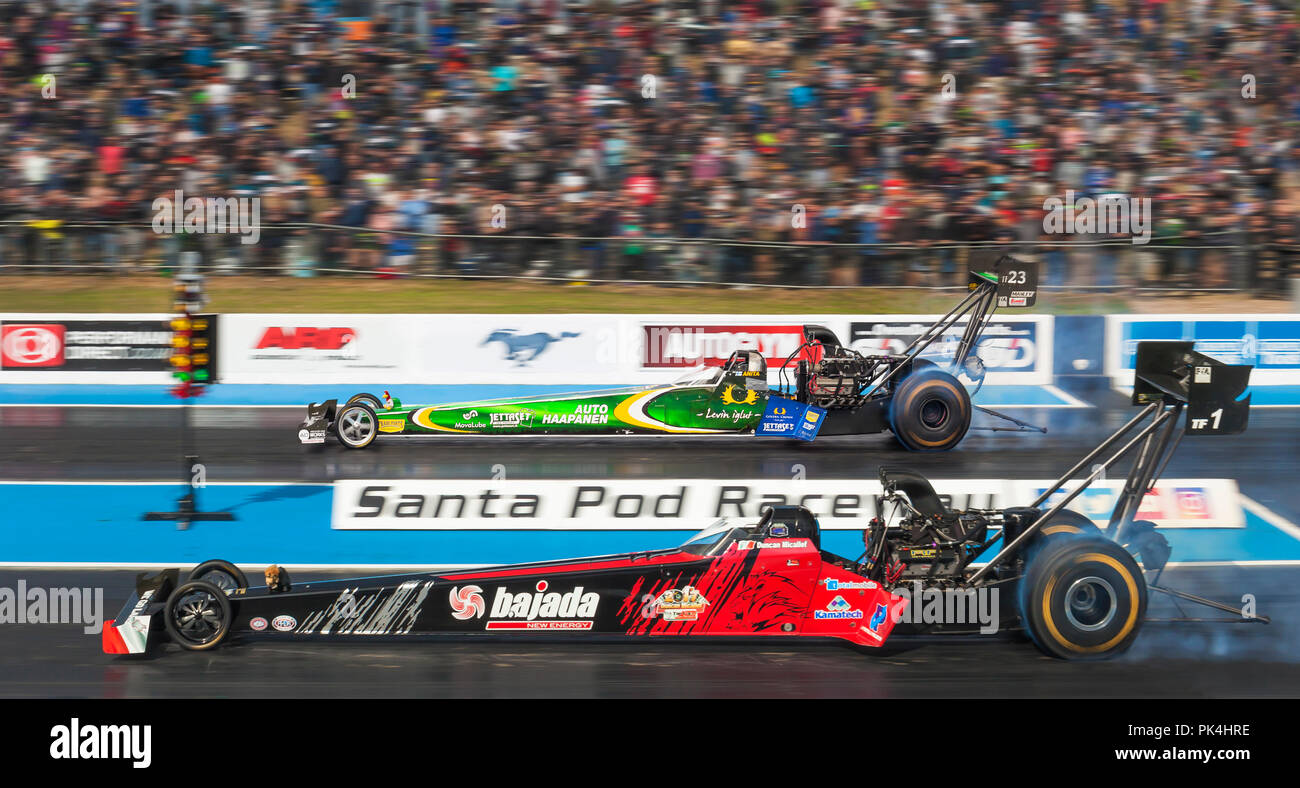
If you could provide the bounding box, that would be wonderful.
[217,314,415,384]
[754,396,826,441]
[1019,479,1242,529]
[846,315,1053,385]
[331,477,1242,532]
[418,315,627,384]
[220,313,844,385]
[0,314,174,383]
[1106,314,1300,386]
[5,312,1055,387]
[640,323,808,369]
[331,478,1011,531]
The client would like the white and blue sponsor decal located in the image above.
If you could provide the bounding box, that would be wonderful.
[814,595,864,620]
[755,396,826,441]
[848,317,1050,384]
[868,603,889,633]
[824,578,877,591]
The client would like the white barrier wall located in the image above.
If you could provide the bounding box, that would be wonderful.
[331,477,1242,531]
[1105,314,1300,386]
[216,313,1055,386]
[2,478,1256,567]
[0,313,175,383]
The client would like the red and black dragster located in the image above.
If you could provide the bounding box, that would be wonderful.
[103,508,910,655]
[106,342,1267,660]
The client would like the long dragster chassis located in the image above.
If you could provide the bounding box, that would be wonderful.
[299,255,1044,452]
[109,342,1266,660]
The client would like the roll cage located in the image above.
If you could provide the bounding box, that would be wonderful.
[679,505,823,557]
[777,254,1045,433]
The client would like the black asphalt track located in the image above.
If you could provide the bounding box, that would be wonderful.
[1,566,1295,699]
[2,390,1297,519]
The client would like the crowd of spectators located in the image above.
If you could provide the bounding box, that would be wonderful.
[2,0,1300,291]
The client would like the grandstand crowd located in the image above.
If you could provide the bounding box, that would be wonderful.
[1,0,1298,291]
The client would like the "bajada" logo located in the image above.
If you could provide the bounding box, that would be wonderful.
[458,580,600,630]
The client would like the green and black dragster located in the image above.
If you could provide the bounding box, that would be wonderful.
[299,256,1042,451]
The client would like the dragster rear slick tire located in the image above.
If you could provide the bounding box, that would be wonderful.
[163,580,234,652]
[888,370,972,451]
[1024,508,1102,562]
[1037,508,1100,538]
[1019,537,1147,660]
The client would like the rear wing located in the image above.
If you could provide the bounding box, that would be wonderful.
[968,254,1038,308]
[800,254,1039,367]
[844,254,1040,399]
[1132,341,1252,435]
[969,341,1253,583]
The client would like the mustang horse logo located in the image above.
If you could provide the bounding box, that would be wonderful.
[482,329,581,366]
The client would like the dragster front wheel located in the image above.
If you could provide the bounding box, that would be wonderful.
[188,559,248,594]
[888,370,972,451]
[346,392,384,410]
[163,580,233,652]
[1019,537,1147,660]
[335,402,378,449]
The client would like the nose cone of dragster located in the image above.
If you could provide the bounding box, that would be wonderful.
[102,623,130,655]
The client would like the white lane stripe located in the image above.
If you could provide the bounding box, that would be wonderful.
[971,402,1086,410]
[1240,495,1300,543]
[1160,560,1300,567]
[1040,384,1092,408]
[1111,385,1300,408]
